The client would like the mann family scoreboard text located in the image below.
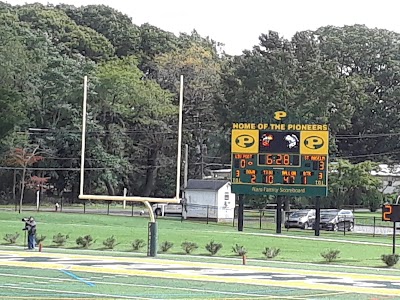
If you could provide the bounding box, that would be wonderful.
[231,122,329,196]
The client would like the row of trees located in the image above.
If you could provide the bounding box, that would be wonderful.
[0,2,398,209]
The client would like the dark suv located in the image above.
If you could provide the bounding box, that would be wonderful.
[318,209,354,231]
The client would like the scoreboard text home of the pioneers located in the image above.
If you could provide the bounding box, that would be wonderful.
[231,122,329,196]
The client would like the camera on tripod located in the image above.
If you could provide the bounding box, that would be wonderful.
[22,217,33,230]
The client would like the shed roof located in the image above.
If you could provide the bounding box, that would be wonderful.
[186,179,229,191]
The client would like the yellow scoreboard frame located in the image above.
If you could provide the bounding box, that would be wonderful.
[231,122,329,196]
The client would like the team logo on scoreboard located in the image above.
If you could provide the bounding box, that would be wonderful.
[300,131,329,155]
[304,136,324,150]
[232,130,259,153]
[235,134,255,148]
[261,134,274,147]
[284,134,299,149]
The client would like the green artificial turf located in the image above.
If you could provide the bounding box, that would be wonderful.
[0,210,398,268]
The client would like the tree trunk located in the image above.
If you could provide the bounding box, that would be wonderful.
[284,196,290,211]
[13,169,17,211]
[19,167,26,214]
[71,184,79,203]
[103,179,115,196]
[142,148,159,197]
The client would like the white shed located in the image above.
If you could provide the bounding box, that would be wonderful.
[184,179,235,222]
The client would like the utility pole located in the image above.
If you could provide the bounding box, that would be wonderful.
[184,144,188,189]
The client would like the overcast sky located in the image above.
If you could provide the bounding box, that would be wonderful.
[6,0,400,55]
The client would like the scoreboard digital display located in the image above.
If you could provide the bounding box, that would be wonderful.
[382,204,400,222]
[231,123,329,196]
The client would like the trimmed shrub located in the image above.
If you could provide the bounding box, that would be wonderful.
[103,235,119,249]
[321,249,340,262]
[132,239,146,251]
[262,247,281,259]
[52,233,69,247]
[181,241,198,254]
[3,232,19,244]
[76,235,95,248]
[381,254,399,267]
[232,244,247,256]
[205,240,223,256]
[160,241,174,253]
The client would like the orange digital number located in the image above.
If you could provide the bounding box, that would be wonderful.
[383,204,392,221]
[318,172,323,180]
[283,176,289,184]
[319,161,325,170]
[266,154,273,165]
[264,175,274,184]
[251,175,256,183]
[240,159,246,168]
[276,154,282,165]
[235,170,240,177]
[283,154,290,165]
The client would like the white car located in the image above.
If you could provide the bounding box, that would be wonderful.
[152,203,183,216]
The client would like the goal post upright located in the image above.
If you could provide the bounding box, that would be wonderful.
[78,75,185,257]
[79,75,88,197]
[78,75,184,204]
[175,75,184,200]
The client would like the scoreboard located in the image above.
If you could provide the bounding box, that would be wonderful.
[231,123,329,196]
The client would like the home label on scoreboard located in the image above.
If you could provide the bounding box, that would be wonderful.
[231,122,329,196]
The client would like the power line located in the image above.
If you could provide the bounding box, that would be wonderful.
[335,132,400,139]
[332,149,400,159]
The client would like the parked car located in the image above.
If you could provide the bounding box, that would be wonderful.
[284,209,315,229]
[152,202,183,216]
[318,209,354,231]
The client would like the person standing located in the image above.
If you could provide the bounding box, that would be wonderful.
[23,217,37,250]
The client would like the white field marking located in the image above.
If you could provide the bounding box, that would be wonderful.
[2,243,395,275]
[2,250,400,282]
[159,253,400,274]
[0,285,154,300]
[0,272,272,298]
[206,229,397,247]
[1,240,400,276]
[0,219,124,228]
[284,291,350,300]
[0,218,395,248]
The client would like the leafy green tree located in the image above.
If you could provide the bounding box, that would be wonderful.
[315,25,400,162]
[59,4,141,57]
[17,3,115,61]
[92,56,175,196]
[155,43,223,178]
[0,89,24,140]
[328,160,382,208]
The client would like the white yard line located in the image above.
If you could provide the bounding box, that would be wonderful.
[0,285,154,300]
[0,273,269,298]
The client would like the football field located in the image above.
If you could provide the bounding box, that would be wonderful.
[0,249,399,299]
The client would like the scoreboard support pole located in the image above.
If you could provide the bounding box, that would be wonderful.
[238,194,244,231]
[315,196,321,236]
[393,222,396,255]
[276,195,282,234]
